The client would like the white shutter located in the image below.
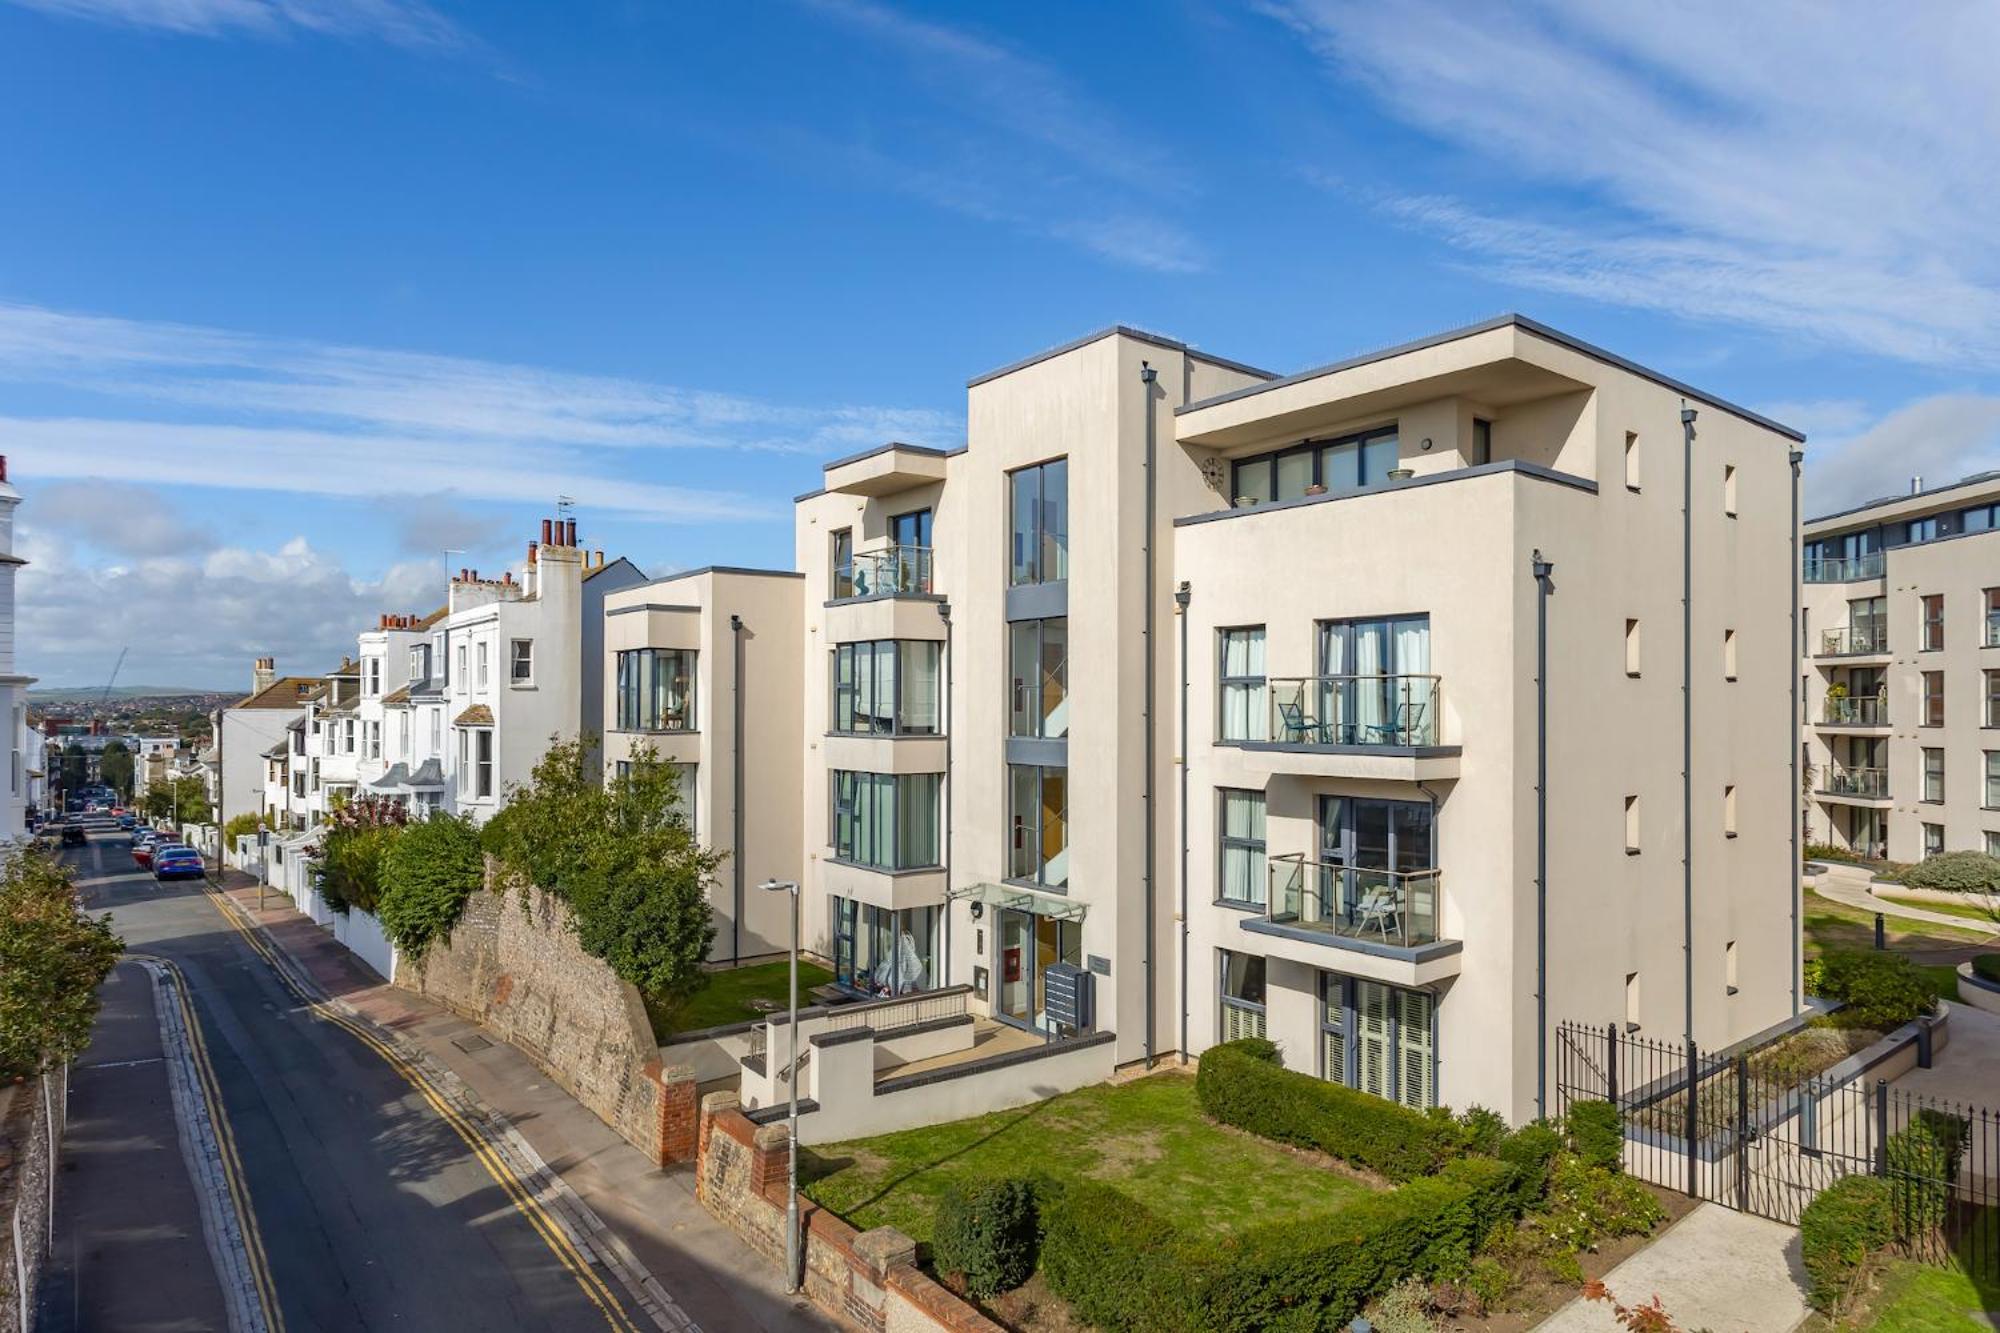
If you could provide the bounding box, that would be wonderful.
[1322,1027,1345,1085]
[1357,981,1390,1098]
[1396,990,1435,1109]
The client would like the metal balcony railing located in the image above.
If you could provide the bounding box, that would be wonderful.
[1803,553,1884,583]
[1263,674,1441,748]
[1817,626,1888,657]
[833,545,933,600]
[1814,764,1889,798]
[1821,695,1888,726]
[1267,854,1444,949]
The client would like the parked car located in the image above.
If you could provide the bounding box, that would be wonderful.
[61,824,88,847]
[132,837,159,868]
[118,813,136,830]
[153,845,205,881]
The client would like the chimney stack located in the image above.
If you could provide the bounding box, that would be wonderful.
[528,540,538,565]
[541,517,554,545]
[564,518,577,547]
[0,455,8,482]
[1911,475,1924,495]
[252,656,276,694]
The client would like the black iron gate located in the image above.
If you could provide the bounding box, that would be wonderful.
[1555,1020,1997,1279]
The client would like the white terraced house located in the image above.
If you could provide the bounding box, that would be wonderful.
[354,608,447,813]
[1802,471,2000,863]
[742,315,1804,1123]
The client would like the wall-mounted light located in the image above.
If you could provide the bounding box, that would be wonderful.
[1420,437,1434,451]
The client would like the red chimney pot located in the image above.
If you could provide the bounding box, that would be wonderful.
[541,518,554,545]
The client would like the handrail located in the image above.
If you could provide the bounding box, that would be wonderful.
[1813,763,1889,797]
[833,544,933,599]
[1821,695,1887,726]
[1266,853,1444,948]
[1803,553,1884,583]
[1817,626,1888,656]
[1263,674,1442,747]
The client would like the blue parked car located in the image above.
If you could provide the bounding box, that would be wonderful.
[117,813,136,830]
[152,845,205,881]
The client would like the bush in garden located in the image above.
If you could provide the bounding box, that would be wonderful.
[222,811,263,848]
[1455,1105,1508,1156]
[1811,950,1938,1030]
[1885,1110,1969,1235]
[1565,1099,1625,1172]
[1194,1038,1462,1181]
[1496,1122,1564,1205]
[1799,1175,1895,1313]
[377,812,484,960]
[930,1178,1039,1299]
[1974,953,2000,985]
[0,848,123,1079]
[1900,849,2000,893]
[1528,1157,1663,1259]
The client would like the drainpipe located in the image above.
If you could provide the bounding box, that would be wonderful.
[730,614,746,962]
[1175,581,1191,1062]
[1140,360,1159,1069]
[1531,550,1554,1120]
[1681,405,1698,1044]
[939,600,953,986]
[1789,448,1804,1014]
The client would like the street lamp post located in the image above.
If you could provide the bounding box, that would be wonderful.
[257,820,270,912]
[759,877,802,1292]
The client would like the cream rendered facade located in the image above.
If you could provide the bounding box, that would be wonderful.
[772,317,1801,1121]
[601,567,804,963]
[1802,473,2000,863]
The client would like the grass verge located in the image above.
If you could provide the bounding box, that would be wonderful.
[800,1071,1376,1244]
[645,958,835,1039]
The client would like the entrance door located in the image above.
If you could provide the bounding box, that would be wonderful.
[997,908,1032,1024]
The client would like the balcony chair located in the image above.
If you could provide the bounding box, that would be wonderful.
[1352,884,1403,943]
[1275,700,1328,745]
[1361,698,1427,747]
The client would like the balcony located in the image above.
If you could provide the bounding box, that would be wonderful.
[1241,854,1461,985]
[832,545,934,602]
[1813,763,1891,805]
[1228,675,1458,781]
[1803,553,1884,583]
[1818,695,1889,728]
[1815,626,1889,659]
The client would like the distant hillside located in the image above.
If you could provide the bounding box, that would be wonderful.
[27,685,235,702]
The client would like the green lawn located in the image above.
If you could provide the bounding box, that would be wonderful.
[1803,890,1995,953]
[801,1072,1375,1244]
[1876,891,2000,928]
[646,959,835,1038]
[1854,1257,2000,1331]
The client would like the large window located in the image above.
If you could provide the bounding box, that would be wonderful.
[1924,671,1945,727]
[476,642,490,689]
[510,638,534,684]
[1987,589,2000,648]
[1218,789,1266,906]
[1922,594,1945,651]
[1218,950,1266,1042]
[460,728,494,799]
[616,648,697,732]
[1988,670,2000,728]
[1309,615,1433,745]
[363,657,382,696]
[831,528,855,599]
[1321,974,1436,1109]
[1008,459,1069,587]
[1923,747,1945,803]
[1008,764,1068,889]
[832,771,941,870]
[1008,618,1068,739]
[1231,426,1399,505]
[1985,752,2000,809]
[1218,627,1267,742]
[831,899,938,998]
[832,640,941,736]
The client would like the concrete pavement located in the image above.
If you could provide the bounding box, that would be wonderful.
[1536,1203,1810,1333]
[1809,863,1998,932]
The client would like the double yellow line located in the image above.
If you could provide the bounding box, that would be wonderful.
[133,952,287,1333]
[192,878,643,1333]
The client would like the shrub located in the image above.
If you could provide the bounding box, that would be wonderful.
[316,823,401,914]
[931,1178,1039,1299]
[377,813,484,960]
[1886,1110,1969,1235]
[1973,953,2000,985]
[222,812,263,848]
[1456,1105,1508,1156]
[1195,1038,1461,1181]
[1361,1278,1440,1333]
[1799,1175,1894,1312]
[1811,950,1938,1030]
[1,849,124,1079]
[1529,1157,1663,1257]
[1497,1122,1564,1206]
[1565,1100,1624,1172]
[1038,1181,1197,1331]
[1900,849,2000,893]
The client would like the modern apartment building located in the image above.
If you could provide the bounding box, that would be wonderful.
[0,456,29,839]
[601,566,804,962]
[779,316,1802,1121]
[1802,471,2000,863]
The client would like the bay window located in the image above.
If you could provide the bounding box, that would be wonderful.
[616,648,697,732]
[832,771,940,870]
[832,640,941,736]
[831,899,939,997]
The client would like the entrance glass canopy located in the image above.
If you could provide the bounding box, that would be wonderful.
[946,881,1087,922]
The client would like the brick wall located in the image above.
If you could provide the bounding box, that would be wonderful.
[400,858,696,1165]
[0,1068,67,1333]
[697,1092,1002,1333]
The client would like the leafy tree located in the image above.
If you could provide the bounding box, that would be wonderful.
[143,775,211,824]
[311,795,408,915]
[484,738,718,1000]
[0,848,123,1079]
[99,740,135,801]
[377,813,484,957]
[222,812,264,847]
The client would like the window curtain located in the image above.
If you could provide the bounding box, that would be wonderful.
[901,642,940,734]
[1221,629,1266,741]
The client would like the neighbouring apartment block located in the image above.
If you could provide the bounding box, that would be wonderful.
[768,316,1803,1122]
[1803,471,2000,863]
[0,456,31,838]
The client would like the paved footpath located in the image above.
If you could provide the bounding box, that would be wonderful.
[1808,863,1996,931]
[211,867,832,1333]
[1537,1203,1811,1333]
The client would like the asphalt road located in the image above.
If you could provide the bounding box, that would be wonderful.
[41,830,654,1333]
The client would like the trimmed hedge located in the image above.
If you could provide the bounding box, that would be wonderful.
[1039,1156,1523,1331]
[1886,1109,1969,1235]
[1565,1100,1623,1172]
[1973,953,2000,985]
[1497,1122,1563,1206]
[1809,950,1938,1031]
[1195,1038,1461,1182]
[1799,1175,1895,1313]
[1900,850,2000,893]
[930,1178,1039,1299]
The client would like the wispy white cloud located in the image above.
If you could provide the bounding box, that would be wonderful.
[0,301,958,521]
[1800,394,2000,515]
[4,0,465,49]
[1273,1,2000,367]
[796,0,1205,273]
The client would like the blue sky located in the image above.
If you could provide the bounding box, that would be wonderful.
[4,1,1997,686]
